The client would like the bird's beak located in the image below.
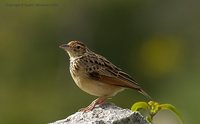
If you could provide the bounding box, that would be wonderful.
[59,44,69,49]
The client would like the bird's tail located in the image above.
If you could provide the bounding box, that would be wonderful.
[138,88,152,100]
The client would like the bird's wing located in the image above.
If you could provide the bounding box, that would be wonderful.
[84,53,152,99]
[89,71,141,90]
[85,53,141,89]
[89,70,152,99]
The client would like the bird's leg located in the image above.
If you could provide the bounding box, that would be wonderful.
[79,97,107,112]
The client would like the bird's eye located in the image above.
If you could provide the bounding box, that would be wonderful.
[77,46,81,49]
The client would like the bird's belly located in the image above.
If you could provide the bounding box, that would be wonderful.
[71,73,124,97]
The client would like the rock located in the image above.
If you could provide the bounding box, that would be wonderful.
[50,102,149,124]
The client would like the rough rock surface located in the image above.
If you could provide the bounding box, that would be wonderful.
[50,102,149,124]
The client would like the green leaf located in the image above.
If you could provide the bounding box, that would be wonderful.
[131,101,183,124]
[131,102,149,112]
[159,104,183,124]
[148,101,160,115]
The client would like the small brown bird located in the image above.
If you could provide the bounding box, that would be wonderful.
[60,41,151,112]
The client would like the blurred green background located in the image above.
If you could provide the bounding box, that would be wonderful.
[0,0,199,124]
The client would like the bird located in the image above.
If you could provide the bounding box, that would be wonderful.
[59,40,152,112]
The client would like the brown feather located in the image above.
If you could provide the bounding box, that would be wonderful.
[89,71,140,89]
[100,75,152,100]
[99,74,141,89]
[89,72,152,100]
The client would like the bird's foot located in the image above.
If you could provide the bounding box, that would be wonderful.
[79,97,106,112]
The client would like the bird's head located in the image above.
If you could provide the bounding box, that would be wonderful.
[60,41,89,59]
